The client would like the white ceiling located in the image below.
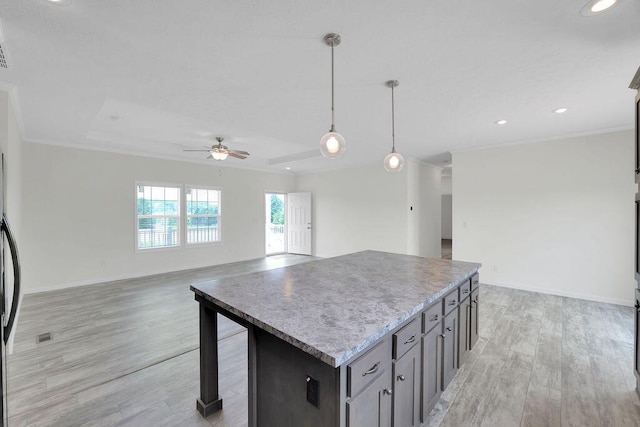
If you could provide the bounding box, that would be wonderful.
[0,0,638,174]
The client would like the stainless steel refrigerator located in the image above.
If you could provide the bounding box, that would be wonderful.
[1,152,21,426]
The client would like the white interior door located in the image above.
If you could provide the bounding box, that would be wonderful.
[287,192,312,255]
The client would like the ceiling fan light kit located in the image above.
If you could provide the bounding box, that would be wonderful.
[383,80,405,173]
[319,33,346,159]
[183,136,250,161]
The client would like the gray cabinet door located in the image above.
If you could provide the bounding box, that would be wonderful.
[441,309,458,390]
[470,288,479,350]
[347,369,392,427]
[393,343,420,427]
[458,295,471,367]
[421,324,441,420]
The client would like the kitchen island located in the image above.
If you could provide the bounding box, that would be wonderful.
[191,250,481,426]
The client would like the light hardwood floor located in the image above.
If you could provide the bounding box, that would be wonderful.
[8,256,640,426]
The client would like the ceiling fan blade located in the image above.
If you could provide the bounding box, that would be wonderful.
[206,154,214,159]
[183,149,212,152]
[229,149,250,156]
[228,152,247,160]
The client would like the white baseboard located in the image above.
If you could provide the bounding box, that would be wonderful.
[24,255,260,295]
[482,280,634,307]
[25,272,148,294]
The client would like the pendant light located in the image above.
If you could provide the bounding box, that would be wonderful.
[384,80,405,172]
[319,33,346,159]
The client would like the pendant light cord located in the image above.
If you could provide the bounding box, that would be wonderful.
[331,42,336,132]
[391,84,395,152]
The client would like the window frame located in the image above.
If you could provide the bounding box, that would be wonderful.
[135,182,182,252]
[135,182,224,252]
[185,185,223,247]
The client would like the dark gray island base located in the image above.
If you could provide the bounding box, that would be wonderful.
[191,250,481,426]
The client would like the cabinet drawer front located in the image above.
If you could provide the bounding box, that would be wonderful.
[393,318,421,360]
[347,339,391,398]
[444,289,459,315]
[471,273,480,291]
[459,280,472,301]
[422,302,442,333]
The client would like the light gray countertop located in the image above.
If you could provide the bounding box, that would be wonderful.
[191,250,481,367]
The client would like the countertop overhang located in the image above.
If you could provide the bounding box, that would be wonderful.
[191,250,481,367]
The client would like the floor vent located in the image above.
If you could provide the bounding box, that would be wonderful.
[36,332,52,344]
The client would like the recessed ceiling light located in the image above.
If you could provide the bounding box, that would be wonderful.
[581,0,618,15]
[41,0,72,6]
[495,119,507,125]
[285,167,291,170]
[553,107,568,114]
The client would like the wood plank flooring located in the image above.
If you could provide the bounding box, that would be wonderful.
[8,256,640,426]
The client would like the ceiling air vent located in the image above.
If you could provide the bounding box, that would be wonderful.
[0,17,8,69]
[0,43,8,69]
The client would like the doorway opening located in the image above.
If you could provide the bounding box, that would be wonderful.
[265,193,286,255]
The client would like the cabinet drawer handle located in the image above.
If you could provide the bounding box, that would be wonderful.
[440,333,446,338]
[383,388,393,395]
[448,300,457,306]
[362,362,380,376]
[446,327,452,332]
[397,374,406,381]
[462,289,469,294]
[430,315,439,322]
[404,335,416,345]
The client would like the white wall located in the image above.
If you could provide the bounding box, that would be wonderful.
[441,194,452,239]
[0,91,22,239]
[295,161,441,258]
[453,130,635,305]
[441,175,452,195]
[295,164,409,258]
[21,141,295,293]
[19,138,442,292]
[416,162,442,257]
[0,90,24,352]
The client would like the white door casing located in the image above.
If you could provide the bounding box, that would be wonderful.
[287,192,312,255]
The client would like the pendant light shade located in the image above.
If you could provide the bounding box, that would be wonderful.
[384,80,405,172]
[320,33,346,159]
[384,150,405,172]
[320,131,346,157]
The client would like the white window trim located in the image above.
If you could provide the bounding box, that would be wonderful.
[135,181,182,253]
[134,182,224,252]
[185,185,223,247]
[265,191,288,255]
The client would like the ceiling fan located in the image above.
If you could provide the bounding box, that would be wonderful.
[183,137,250,161]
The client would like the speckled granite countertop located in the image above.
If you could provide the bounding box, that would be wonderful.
[191,250,481,367]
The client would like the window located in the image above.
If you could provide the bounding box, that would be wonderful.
[186,187,221,245]
[136,184,181,250]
